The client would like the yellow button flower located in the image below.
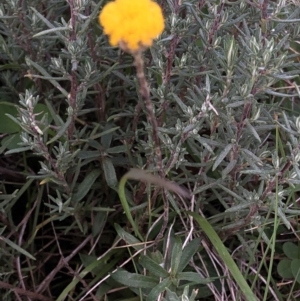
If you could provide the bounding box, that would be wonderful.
[99,0,165,52]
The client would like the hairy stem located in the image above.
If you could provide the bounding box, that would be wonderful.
[133,51,163,176]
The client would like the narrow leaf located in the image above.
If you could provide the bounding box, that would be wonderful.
[241,148,263,165]
[170,237,182,275]
[171,93,188,112]
[193,179,222,195]
[222,159,237,179]
[101,157,118,188]
[92,211,107,237]
[212,144,233,171]
[188,212,258,301]
[25,57,69,97]
[72,169,101,202]
[47,115,72,145]
[33,26,69,38]
[178,238,201,272]
[245,119,261,142]
[217,184,247,203]
[30,7,66,41]
[0,236,36,260]
[139,255,169,278]
[165,288,180,301]
[111,269,158,288]
[57,249,120,301]
[146,277,172,301]
[78,0,105,35]
[115,224,143,250]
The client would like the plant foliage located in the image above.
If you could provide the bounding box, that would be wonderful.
[1,0,300,300]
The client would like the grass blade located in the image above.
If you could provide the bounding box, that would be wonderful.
[188,211,258,301]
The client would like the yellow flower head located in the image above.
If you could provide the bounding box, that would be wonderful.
[99,0,164,52]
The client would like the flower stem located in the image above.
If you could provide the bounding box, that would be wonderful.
[133,50,169,244]
[133,50,163,176]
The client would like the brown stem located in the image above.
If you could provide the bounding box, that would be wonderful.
[86,6,106,121]
[133,51,163,176]
[36,235,91,294]
[0,281,53,301]
[262,0,269,19]
[133,50,167,242]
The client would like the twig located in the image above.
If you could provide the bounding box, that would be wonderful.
[51,217,98,301]
[16,199,39,301]
[36,235,92,294]
[0,281,53,301]
[78,238,156,301]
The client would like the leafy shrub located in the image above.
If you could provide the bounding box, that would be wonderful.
[1,0,300,300]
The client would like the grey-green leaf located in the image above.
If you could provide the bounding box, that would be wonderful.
[47,115,72,145]
[101,157,118,188]
[139,255,169,278]
[111,269,158,288]
[178,238,201,272]
[92,211,107,237]
[212,144,233,171]
[170,236,182,275]
[72,169,101,202]
[177,272,215,284]
[1,236,36,260]
[165,288,180,301]
[115,224,143,250]
[146,277,172,301]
